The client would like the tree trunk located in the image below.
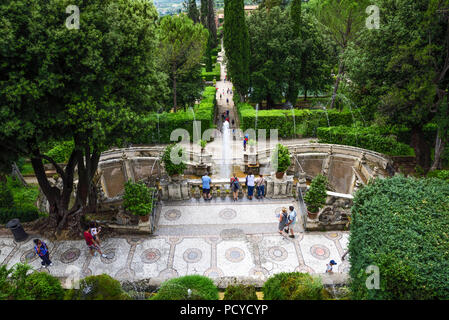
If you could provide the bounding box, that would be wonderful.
[430,132,446,171]
[330,59,344,109]
[410,126,431,173]
[173,74,177,112]
[304,87,308,102]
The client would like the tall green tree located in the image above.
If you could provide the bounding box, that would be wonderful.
[0,0,165,236]
[201,0,208,26]
[224,0,250,100]
[159,14,208,112]
[310,0,370,109]
[184,0,200,23]
[247,7,292,107]
[207,0,218,48]
[345,0,449,171]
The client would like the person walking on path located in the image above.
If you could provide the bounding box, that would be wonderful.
[278,208,289,237]
[84,225,107,258]
[246,173,255,200]
[202,173,212,200]
[34,239,52,267]
[326,260,337,273]
[256,174,265,199]
[286,206,297,238]
[243,135,248,151]
[230,174,240,201]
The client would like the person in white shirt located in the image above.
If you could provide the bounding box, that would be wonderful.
[246,174,255,200]
[90,221,102,245]
[255,174,265,199]
[286,205,297,238]
[326,260,337,273]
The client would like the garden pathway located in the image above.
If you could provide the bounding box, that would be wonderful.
[0,199,350,286]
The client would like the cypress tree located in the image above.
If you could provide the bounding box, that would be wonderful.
[223,0,250,101]
[185,0,200,24]
[207,0,218,48]
[200,0,208,27]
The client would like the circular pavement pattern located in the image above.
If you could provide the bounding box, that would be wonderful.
[219,208,237,220]
[324,232,342,241]
[164,209,182,221]
[20,249,38,263]
[225,247,245,263]
[141,248,161,264]
[249,267,269,279]
[268,246,288,261]
[100,248,117,264]
[60,248,81,264]
[203,267,224,278]
[310,244,330,260]
[183,248,202,263]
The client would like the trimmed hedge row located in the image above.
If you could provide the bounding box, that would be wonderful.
[201,63,221,81]
[316,126,415,156]
[0,206,40,224]
[236,103,354,138]
[136,86,217,144]
[349,176,449,299]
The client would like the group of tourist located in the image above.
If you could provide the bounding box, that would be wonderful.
[277,206,297,239]
[201,173,265,201]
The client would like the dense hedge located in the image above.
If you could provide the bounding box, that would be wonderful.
[262,272,326,300]
[150,275,218,300]
[0,206,40,224]
[317,126,415,156]
[223,284,258,300]
[137,87,216,144]
[236,103,354,138]
[201,63,221,81]
[349,176,449,299]
[44,140,74,163]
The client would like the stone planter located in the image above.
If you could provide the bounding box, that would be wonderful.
[275,171,285,179]
[139,215,150,223]
[307,209,319,220]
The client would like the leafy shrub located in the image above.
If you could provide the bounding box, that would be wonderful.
[0,263,63,300]
[44,140,75,163]
[349,176,449,299]
[122,180,155,216]
[262,272,325,300]
[304,174,328,213]
[0,182,14,209]
[271,144,291,173]
[223,284,258,300]
[65,274,129,300]
[150,275,218,300]
[24,271,64,300]
[162,144,187,176]
[427,170,449,182]
[317,126,414,156]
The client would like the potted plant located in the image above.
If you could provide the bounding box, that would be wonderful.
[123,180,155,223]
[162,143,186,181]
[272,144,291,179]
[303,174,328,220]
[248,139,256,153]
[199,139,207,164]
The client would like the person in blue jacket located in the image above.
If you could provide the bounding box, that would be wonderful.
[34,239,53,267]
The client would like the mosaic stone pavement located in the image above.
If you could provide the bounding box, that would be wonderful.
[0,201,350,283]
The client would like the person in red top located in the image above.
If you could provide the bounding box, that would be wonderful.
[84,225,107,258]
